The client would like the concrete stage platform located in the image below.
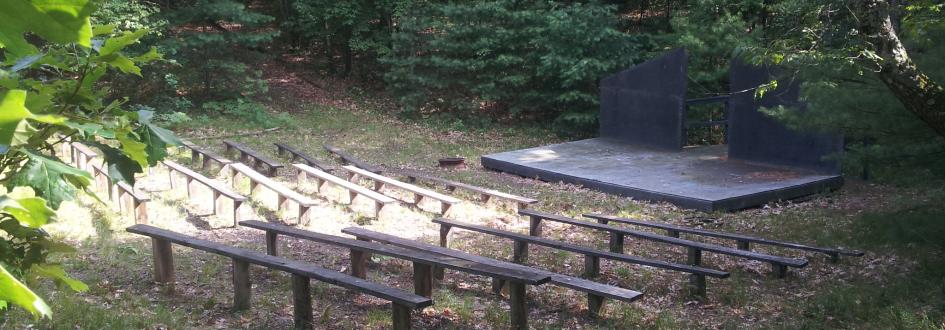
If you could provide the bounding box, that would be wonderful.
[481,138,842,211]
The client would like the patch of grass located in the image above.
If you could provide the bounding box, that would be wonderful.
[5,289,186,329]
[365,307,390,328]
[484,300,510,327]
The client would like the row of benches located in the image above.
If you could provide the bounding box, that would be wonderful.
[62,141,151,223]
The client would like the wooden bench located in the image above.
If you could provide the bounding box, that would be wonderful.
[164,160,248,226]
[341,227,643,317]
[127,224,431,330]
[344,166,461,215]
[274,143,336,173]
[227,163,316,224]
[585,213,865,263]
[87,162,149,223]
[397,170,538,210]
[434,218,729,296]
[180,140,233,171]
[223,140,284,176]
[323,144,383,173]
[520,210,808,279]
[240,220,550,330]
[70,142,98,171]
[294,164,395,218]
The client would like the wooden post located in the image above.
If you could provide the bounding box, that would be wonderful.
[351,248,367,279]
[266,231,279,256]
[772,263,788,279]
[508,281,527,330]
[277,195,290,216]
[689,274,707,297]
[587,294,605,317]
[348,191,357,204]
[373,180,384,191]
[608,232,624,254]
[413,194,423,205]
[413,262,433,298]
[185,177,195,199]
[480,193,491,203]
[133,199,148,224]
[596,218,609,225]
[491,278,506,295]
[232,258,251,310]
[168,169,176,189]
[438,225,452,248]
[687,247,702,266]
[512,240,528,264]
[528,216,542,237]
[583,255,600,278]
[233,200,244,227]
[445,186,456,193]
[440,203,452,215]
[151,238,174,293]
[392,303,411,330]
[315,178,325,192]
[297,170,308,183]
[191,149,200,164]
[828,252,840,264]
[212,191,223,215]
[202,156,212,171]
[298,205,310,225]
[248,180,259,196]
[374,202,384,219]
[291,275,313,330]
[737,240,750,251]
[667,229,680,238]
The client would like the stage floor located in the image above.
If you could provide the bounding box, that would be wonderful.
[481,138,842,211]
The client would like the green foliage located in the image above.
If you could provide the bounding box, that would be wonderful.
[0,0,179,319]
[384,1,644,132]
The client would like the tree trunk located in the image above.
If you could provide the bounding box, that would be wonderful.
[855,0,945,138]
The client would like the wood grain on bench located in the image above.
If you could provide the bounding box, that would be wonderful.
[126,224,431,329]
[294,163,395,218]
[344,166,461,215]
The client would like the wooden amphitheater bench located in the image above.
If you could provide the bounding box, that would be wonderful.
[344,166,461,215]
[397,170,538,210]
[520,210,808,279]
[241,220,550,330]
[127,224,431,330]
[341,227,643,317]
[274,143,336,172]
[585,213,865,263]
[323,144,383,173]
[223,140,284,176]
[294,164,396,218]
[164,160,247,226]
[180,140,233,171]
[434,218,729,296]
[88,162,149,223]
[70,142,98,171]
[227,163,316,224]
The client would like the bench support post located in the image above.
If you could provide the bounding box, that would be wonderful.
[298,205,311,225]
[689,274,707,297]
[413,262,433,298]
[587,293,605,317]
[737,240,750,250]
[828,252,840,264]
[508,281,528,330]
[133,199,148,224]
[232,258,251,310]
[687,247,702,266]
[512,240,528,264]
[392,303,411,330]
[151,238,175,293]
[185,177,195,199]
[291,275,313,330]
[374,201,384,219]
[351,248,367,279]
[609,232,624,253]
[583,255,600,278]
[440,202,451,215]
[667,229,680,238]
[771,263,788,279]
[492,278,506,295]
[233,200,244,227]
[528,216,542,237]
[266,231,279,256]
[596,218,609,225]
[438,225,452,248]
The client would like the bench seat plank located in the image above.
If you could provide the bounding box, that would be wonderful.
[295,164,396,204]
[224,140,284,175]
[340,227,644,303]
[344,166,461,205]
[229,163,316,206]
[274,143,335,172]
[521,210,807,268]
[585,213,863,257]
[434,218,728,278]
[126,224,431,308]
[323,144,383,173]
[397,170,537,205]
[164,160,246,201]
[180,140,233,165]
[240,220,548,285]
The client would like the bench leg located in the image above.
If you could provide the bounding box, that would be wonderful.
[737,240,750,251]
[609,233,624,254]
[438,225,452,248]
[266,231,279,256]
[248,180,258,196]
[202,156,212,171]
[413,262,433,298]
[291,274,313,330]
[688,247,702,266]
[587,293,605,317]
[392,303,411,330]
[167,169,176,189]
[480,193,491,203]
[445,185,456,193]
[374,202,384,219]
[315,178,325,193]
[828,252,840,264]
[772,263,788,279]
[440,202,451,215]
[134,199,148,225]
[212,191,223,216]
[232,258,251,310]
[596,218,609,225]
[689,274,707,297]
[191,149,199,164]
[413,194,422,205]
[233,200,244,227]
[299,205,311,225]
[374,180,384,191]
[185,177,194,199]
[513,240,528,264]
[348,191,357,204]
[528,216,542,236]
[121,192,133,216]
[297,170,308,183]
[277,195,290,218]
[151,238,175,294]
[267,166,277,177]
[583,255,600,278]
[351,248,368,279]
[667,229,680,238]
[491,278,506,295]
[508,281,528,330]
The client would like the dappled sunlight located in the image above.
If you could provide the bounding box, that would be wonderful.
[520,149,560,162]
